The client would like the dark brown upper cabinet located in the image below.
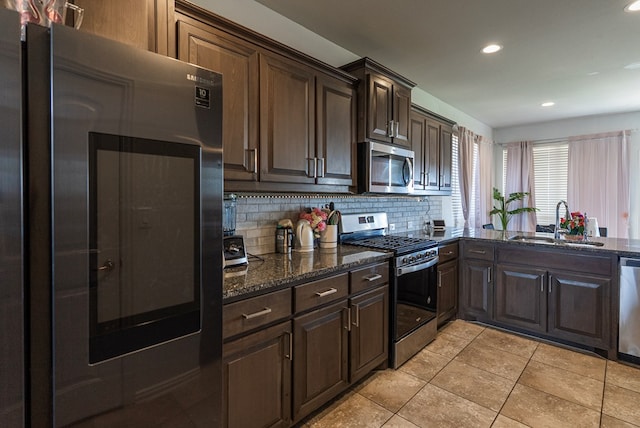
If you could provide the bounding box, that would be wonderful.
[341,57,415,148]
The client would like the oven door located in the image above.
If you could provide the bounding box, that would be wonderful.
[395,257,438,340]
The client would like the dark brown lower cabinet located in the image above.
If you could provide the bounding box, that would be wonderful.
[437,259,458,326]
[547,270,611,349]
[223,321,292,428]
[292,300,349,423]
[460,259,493,322]
[495,264,547,333]
[349,286,388,383]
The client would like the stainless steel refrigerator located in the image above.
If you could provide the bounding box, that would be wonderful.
[16,16,223,426]
[0,7,25,428]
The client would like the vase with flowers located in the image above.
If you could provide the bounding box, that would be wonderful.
[299,207,327,240]
[559,211,586,241]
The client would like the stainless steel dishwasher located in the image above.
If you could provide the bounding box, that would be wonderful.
[619,257,640,362]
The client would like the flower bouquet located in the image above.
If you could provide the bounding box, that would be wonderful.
[559,211,585,240]
[299,207,327,239]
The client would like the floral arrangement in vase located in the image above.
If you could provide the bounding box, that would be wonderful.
[559,211,585,239]
[299,207,327,238]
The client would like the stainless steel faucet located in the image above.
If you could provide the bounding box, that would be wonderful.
[555,200,570,239]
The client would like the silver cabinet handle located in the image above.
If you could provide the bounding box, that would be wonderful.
[487,267,492,283]
[97,259,115,272]
[284,331,293,360]
[344,307,351,331]
[307,157,317,178]
[242,307,272,320]
[315,288,337,297]
[363,273,382,282]
[442,251,454,256]
[246,148,258,174]
[540,275,544,292]
[352,304,360,327]
[388,120,396,137]
[438,271,442,288]
[469,249,486,255]
[317,157,325,178]
[394,121,400,138]
[549,275,553,294]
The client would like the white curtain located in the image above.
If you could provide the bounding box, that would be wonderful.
[568,131,629,238]
[475,136,494,227]
[505,141,537,232]
[458,127,475,228]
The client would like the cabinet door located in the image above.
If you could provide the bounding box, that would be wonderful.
[409,111,426,190]
[260,54,316,184]
[316,75,356,186]
[366,74,393,144]
[223,321,292,428]
[293,300,349,423]
[461,260,493,321]
[392,85,412,146]
[439,123,453,191]
[177,20,259,182]
[349,286,389,383]
[495,264,547,333]
[425,118,441,190]
[547,271,611,348]
[75,0,170,54]
[437,259,458,326]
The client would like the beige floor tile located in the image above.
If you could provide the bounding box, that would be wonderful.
[305,392,393,428]
[603,383,640,426]
[472,328,538,359]
[381,415,421,428]
[454,341,529,381]
[397,384,496,428]
[424,331,473,359]
[431,360,515,411]
[531,342,606,381]
[439,319,485,340]
[491,414,529,428]
[518,360,604,411]
[607,361,640,393]
[398,349,450,382]
[601,414,640,428]
[356,369,426,413]
[501,383,600,428]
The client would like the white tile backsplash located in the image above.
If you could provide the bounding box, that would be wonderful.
[231,193,443,255]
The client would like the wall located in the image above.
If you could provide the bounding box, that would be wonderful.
[232,194,443,255]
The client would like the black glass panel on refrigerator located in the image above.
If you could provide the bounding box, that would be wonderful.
[88,132,201,363]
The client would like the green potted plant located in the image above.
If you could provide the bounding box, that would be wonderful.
[490,187,539,231]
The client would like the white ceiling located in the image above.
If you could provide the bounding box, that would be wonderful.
[252,0,640,129]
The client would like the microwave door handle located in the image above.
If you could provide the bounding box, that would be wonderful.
[403,157,413,186]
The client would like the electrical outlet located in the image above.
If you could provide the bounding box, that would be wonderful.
[407,221,413,230]
[389,223,395,231]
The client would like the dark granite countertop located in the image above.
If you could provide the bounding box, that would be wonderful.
[224,228,640,303]
[223,246,391,303]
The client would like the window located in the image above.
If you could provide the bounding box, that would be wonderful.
[502,142,568,226]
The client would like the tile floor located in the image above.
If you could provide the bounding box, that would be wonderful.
[299,320,640,428]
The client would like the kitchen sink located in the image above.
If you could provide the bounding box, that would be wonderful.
[508,235,605,247]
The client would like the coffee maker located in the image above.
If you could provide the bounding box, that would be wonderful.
[223,194,247,267]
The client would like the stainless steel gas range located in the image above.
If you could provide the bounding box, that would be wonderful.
[340,213,439,368]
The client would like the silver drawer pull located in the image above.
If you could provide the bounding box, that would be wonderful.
[315,288,338,297]
[363,273,382,282]
[442,251,454,256]
[469,249,486,255]
[242,307,272,320]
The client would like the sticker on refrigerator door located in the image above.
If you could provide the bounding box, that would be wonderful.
[195,86,210,109]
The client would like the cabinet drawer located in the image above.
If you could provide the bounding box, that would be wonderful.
[438,242,459,263]
[295,273,349,313]
[462,241,494,261]
[350,262,389,295]
[224,288,292,339]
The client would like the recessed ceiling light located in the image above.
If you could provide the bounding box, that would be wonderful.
[624,0,640,12]
[482,44,502,54]
[541,102,555,107]
[624,62,640,70]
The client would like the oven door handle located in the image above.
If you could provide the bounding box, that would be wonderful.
[396,256,439,276]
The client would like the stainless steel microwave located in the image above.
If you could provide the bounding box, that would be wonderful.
[358,141,415,194]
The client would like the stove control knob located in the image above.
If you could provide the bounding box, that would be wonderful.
[409,256,415,263]
[402,257,408,264]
